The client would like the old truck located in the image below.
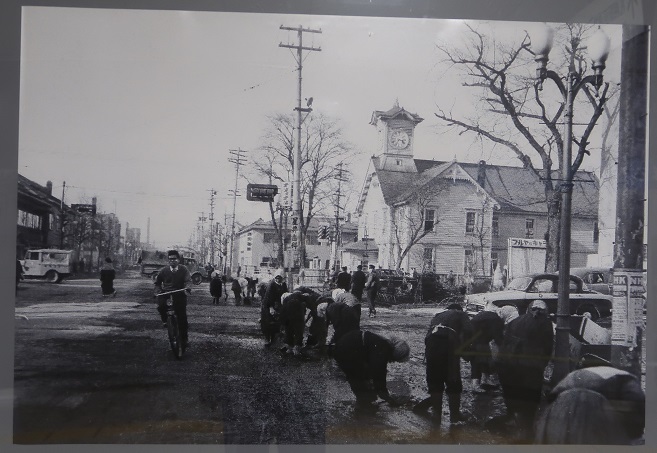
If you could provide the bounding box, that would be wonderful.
[20,249,74,283]
[138,247,206,284]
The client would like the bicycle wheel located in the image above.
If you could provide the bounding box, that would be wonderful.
[167,314,184,359]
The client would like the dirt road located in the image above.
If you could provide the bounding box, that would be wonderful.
[14,272,513,444]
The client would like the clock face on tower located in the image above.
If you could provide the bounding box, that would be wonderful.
[389,129,410,149]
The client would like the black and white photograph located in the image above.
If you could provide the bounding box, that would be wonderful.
[5,0,651,447]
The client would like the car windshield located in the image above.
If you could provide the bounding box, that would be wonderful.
[507,277,532,290]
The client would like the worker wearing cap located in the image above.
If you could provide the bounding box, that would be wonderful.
[496,299,554,437]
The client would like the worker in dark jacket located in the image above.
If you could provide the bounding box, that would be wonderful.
[336,266,352,290]
[333,288,362,324]
[468,308,504,392]
[260,271,288,347]
[496,299,554,436]
[279,290,308,356]
[333,329,410,410]
[326,295,360,346]
[231,278,243,305]
[413,303,474,425]
[350,264,367,302]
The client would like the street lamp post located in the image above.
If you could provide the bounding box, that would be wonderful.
[531,25,610,383]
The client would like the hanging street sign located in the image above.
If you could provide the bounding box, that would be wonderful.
[246,184,278,202]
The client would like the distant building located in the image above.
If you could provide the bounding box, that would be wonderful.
[16,174,65,257]
[356,102,599,277]
[235,216,358,275]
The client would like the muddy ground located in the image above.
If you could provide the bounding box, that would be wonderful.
[14,271,562,444]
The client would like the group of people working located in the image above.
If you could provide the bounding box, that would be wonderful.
[151,251,644,444]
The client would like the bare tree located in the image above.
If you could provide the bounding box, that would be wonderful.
[249,112,353,266]
[390,179,448,270]
[433,23,611,271]
[466,197,494,276]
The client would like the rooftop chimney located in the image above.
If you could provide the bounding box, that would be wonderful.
[46,181,53,195]
[477,160,487,187]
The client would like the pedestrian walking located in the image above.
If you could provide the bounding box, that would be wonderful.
[534,362,645,444]
[350,264,367,302]
[16,258,24,293]
[495,299,553,437]
[364,264,380,317]
[154,250,192,348]
[260,270,288,347]
[231,278,243,305]
[245,276,258,300]
[210,271,223,305]
[413,303,474,425]
[468,308,504,393]
[336,266,351,290]
[100,257,117,297]
[333,329,410,411]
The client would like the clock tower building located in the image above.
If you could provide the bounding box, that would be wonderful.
[370,101,424,172]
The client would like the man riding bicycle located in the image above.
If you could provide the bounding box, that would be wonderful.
[155,250,192,348]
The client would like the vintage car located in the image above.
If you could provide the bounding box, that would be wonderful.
[570,267,613,295]
[464,273,613,321]
[20,249,73,283]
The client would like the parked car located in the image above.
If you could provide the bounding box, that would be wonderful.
[464,273,613,321]
[570,267,613,295]
[20,249,73,283]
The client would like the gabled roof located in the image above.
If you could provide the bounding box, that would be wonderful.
[17,174,63,211]
[370,102,424,126]
[238,217,358,234]
[416,160,599,217]
[342,239,379,252]
[361,158,598,217]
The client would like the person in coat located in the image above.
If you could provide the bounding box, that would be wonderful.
[469,308,504,392]
[231,278,243,305]
[534,362,645,444]
[279,290,309,356]
[154,250,192,347]
[350,264,367,302]
[100,257,117,297]
[496,299,554,436]
[306,295,331,354]
[332,288,362,325]
[364,264,380,318]
[413,303,475,425]
[209,271,223,305]
[336,266,352,290]
[333,329,410,410]
[260,271,288,347]
[16,258,24,293]
[326,293,360,346]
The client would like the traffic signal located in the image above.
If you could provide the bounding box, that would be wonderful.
[318,225,328,239]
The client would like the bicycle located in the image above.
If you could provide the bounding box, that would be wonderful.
[157,288,188,359]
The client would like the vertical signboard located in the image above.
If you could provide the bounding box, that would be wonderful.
[612,269,644,347]
[507,238,547,282]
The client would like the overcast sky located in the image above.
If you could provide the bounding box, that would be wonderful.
[17,7,622,248]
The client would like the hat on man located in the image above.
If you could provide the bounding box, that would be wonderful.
[332,288,346,300]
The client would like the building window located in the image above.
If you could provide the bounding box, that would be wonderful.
[306,233,318,245]
[464,249,473,272]
[492,212,499,238]
[490,251,498,274]
[525,219,535,239]
[593,221,599,243]
[424,209,436,232]
[17,209,42,230]
[465,211,476,234]
[263,232,275,243]
[422,247,434,271]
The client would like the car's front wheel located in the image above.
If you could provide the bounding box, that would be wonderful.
[45,270,60,283]
[577,304,600,321]
[191,273,202,285]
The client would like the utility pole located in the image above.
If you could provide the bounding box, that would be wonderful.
[208,189,217,265]
[611,25,648,378]
[197,212,207,262]
[280,24,321,279]
[228,148,247,277]
[330,163,347,272]
[59,181,66,248]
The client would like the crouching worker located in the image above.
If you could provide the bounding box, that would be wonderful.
[413,303,474,425]
[333,329,410,411]
[279,291,308,356]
